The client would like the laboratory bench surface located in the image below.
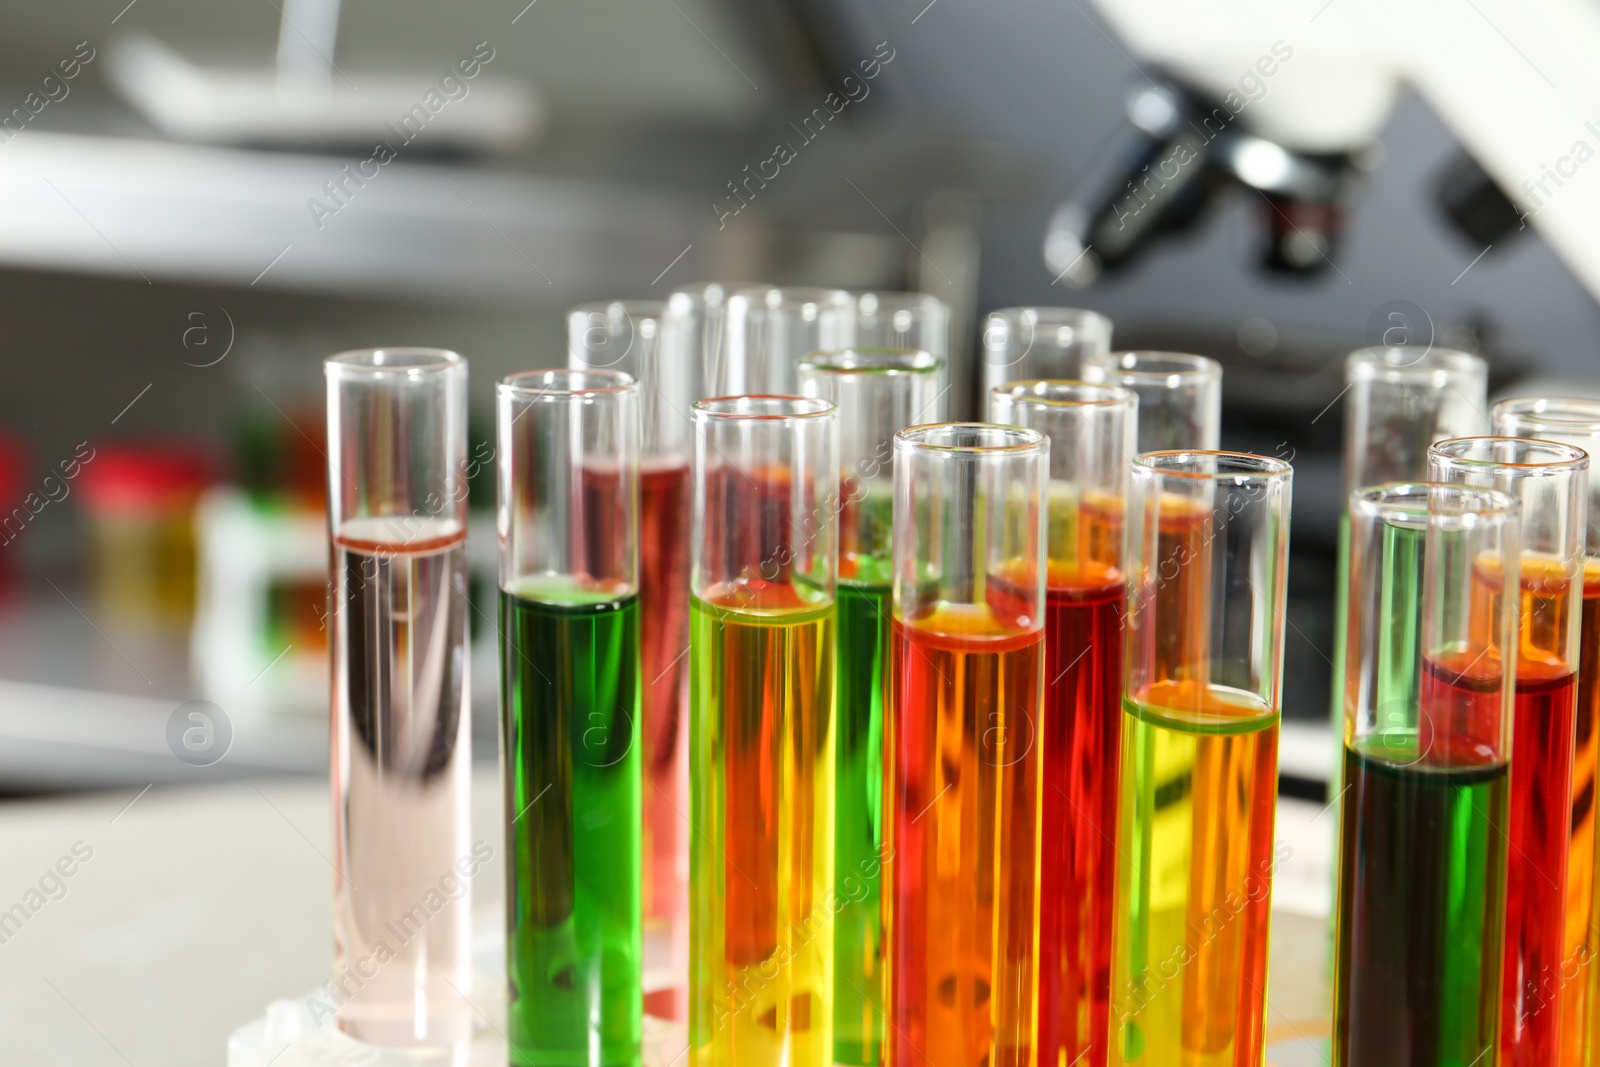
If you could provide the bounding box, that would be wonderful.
[0,771,1336,1066]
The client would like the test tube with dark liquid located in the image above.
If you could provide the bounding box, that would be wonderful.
[1431,436,1589,1067]
[324,347,473,1047]
[1333,482,1518,1066]
[990,380,1137,1067]
[498,369,643,1067]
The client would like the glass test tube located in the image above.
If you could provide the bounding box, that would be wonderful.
[1494,398,1600,1066]
[1332,483,1517,1067]
[1082,351,1221,452]
[885,424,1048,1067]
[798,350,946,1067]
[1109,451,1293,1067]
[497,370,643,1067]
[1433,435,1593,1067]
[1328,347,1488,725]
[324,347,473,1047]
[1430,437,1589,1067]
[990,381,1137,1067]
[669,282,771,400]
[569,301,695,1014]
[847,292,952,357]
[689,396,839,1067]
[981,307,1113,402]
[720,286,853,396]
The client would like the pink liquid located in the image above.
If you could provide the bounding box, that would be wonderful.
[640,460,692,1021]
[330,517,473,1046]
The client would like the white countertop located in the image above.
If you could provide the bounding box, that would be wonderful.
[0,768,1334,1065]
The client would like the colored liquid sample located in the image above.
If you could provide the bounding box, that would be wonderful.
[639,461,691,952]
[834,575,891,1066]
[1108,680,1279,1067]
[1467,554,1582,1066]
[501,582,643,1067]
[1333,690,1510,1064]
[1038,565,1125,1067]
[330,518,473,1046]
[688,582,836,1067]
[884,603,1044,1067]
[1502,662,1580,1064]
[1568,576,1600,1066]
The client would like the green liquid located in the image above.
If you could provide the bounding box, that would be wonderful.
[501,586,643,1067]
[1334,744,1508,1066]
[834,578,890,1065]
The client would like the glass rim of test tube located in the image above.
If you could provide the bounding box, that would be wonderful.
[1493,396,1600,437]
[989,377,1135,411]
[726,284,855,313]
[498,366,638,401]
[1346,344,1487,386]
[1090,348,1221,383]
[850,290,951,316]
[1430,434,1589,474]
[985,305,1113,339]
[325,345,462,380]
[797,346,941,376]
[895,420,1047,453]
[693,393,835,421]
[1132,446,1290,480]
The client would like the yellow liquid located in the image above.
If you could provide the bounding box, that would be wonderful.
[1109,680,1280,1067]
[689,587,837,1067]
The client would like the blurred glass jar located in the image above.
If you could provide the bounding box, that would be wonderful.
[78,445,213,625]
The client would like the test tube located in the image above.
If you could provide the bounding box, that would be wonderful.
[847,292,951,357]
[1493,398,1600,1064]
[720,286,853,395]
[669,282,771,399]
[989,381,1137,1067]
[1432,435,1590,1066]
[324,347,472,1047]
[568,301,694,1008]
[1082,350,1221,452]
[1328,347,1488,721]
[498,369,643,1066]
[980,307,1112,401]
[1332,482,1518,1067]
[885,423,1048,1067]
[689,396,839,1067]
[1109,451,1293,1066]
[798,349,946,1067]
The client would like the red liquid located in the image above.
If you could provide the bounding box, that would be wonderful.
[1038,567,1124,1067]
[1504,663,1580,1065]
[639,460,691,928]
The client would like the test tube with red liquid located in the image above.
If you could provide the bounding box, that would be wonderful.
[569,301,695,1018]
[1430,435,1590,1067]
[990,381,1137,1067]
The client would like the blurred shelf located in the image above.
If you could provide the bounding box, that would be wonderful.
[0,131,704,303]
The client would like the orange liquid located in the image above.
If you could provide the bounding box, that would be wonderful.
[885,603,1044,1067]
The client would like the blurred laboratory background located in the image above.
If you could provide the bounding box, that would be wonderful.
[0,0,1595,800]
